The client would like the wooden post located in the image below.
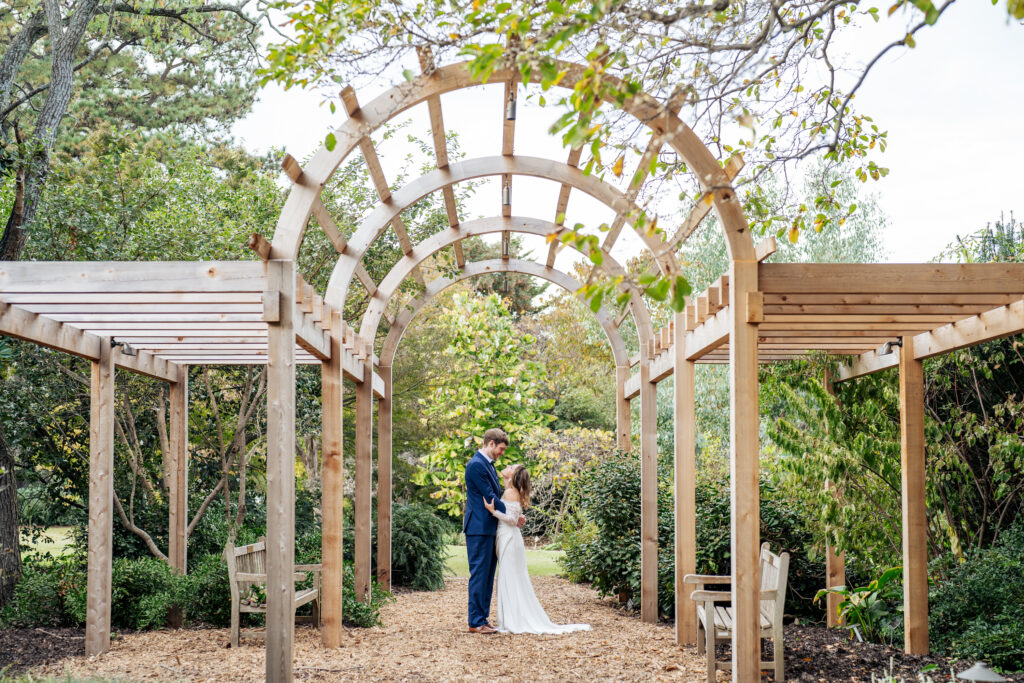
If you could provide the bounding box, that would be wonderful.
[639,342,658,623]
[376,365,393,591]
[673,312,697,645]
[168,365,188,574]
[616,365,631,451]
[354,344,374,602]
[320,311,344,647]
[729,260,761,680]
[825,508,847,627]
[86,338,115,657]
[899,335,929,655]
[266,260,296,683]
[822,370,846,627]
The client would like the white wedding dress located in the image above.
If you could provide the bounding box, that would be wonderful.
[491,499,591,634]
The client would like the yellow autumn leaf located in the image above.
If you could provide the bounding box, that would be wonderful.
[612,155,624,178]
[787,227,799,243]
[545,231,560,244]
[703,193,714,206]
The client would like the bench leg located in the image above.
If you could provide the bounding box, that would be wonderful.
[774,625,784,682]
[312,598,320,630]
[696,613,705,655]
[704,604,716,683]
[230,606,240,648]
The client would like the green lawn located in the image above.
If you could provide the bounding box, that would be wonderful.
[20,526,76,559]
[445,544,564,578]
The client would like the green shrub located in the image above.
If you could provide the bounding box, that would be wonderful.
[0,557,75,627]
[182,553,233,626]
[930,520,1024,671]
[559,452,826,620]
[390,503,452,591]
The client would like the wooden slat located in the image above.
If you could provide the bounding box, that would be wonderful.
[759,263,1024,295]
[0,261,267,293]
[85,340,115,656]
[0,302,178,382]
[755,236,777,262]
[899,335,929,655]
[339,88,424,286]
[669,154,744,248]
[546,146,584,268]
[615,365,631,451]
[912,298,1024,359]
[502,79,516,157]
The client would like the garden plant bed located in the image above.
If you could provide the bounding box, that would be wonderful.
[778,623,1024,682]
[0,627,84,675]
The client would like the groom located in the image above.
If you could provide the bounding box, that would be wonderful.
[463,428,525,633]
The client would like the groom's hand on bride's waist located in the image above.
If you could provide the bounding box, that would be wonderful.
[517,515,526,529]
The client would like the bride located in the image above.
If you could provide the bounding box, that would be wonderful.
[483,464,591,635]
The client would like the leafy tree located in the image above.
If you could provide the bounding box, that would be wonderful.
[459,235,549,318]
[0,0,268,261]
[413,292,554,516]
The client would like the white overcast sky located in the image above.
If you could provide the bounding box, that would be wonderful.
[232,4,1024,265]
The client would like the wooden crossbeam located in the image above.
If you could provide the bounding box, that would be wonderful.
[340,86,425,287]
[0,301,178,382]
[417,50,464,270]
[0,261,267,293]
[755,236,777,262]
[668,154,744,249]
[912,298,1024,359]
[759,263,1024,295]
[546,148,585,268]
[311,197,377,295]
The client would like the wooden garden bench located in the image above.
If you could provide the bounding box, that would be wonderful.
[684,542,790,682]
[225,537,321,647]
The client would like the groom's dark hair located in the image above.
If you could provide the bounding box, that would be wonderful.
[482,428,509,447]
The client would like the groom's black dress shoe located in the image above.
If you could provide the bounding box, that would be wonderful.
[468,624,497,634]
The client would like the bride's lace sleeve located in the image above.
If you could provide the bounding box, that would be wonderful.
[490,501,521,526]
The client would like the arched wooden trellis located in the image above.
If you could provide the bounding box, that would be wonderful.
[2,54,1023,683]
[266,55,761,683]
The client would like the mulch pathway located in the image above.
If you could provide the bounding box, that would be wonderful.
[6,578,1023,682]
[19,577,705,682]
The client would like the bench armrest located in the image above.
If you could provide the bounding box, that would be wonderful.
[683,574,732,585]
[294,564,321,573]
[690,590,733,603]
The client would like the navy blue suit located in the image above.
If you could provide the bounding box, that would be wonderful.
[464,450,507,627]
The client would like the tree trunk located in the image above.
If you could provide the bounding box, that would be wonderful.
[0,422,22,606]
[0,0,100,261]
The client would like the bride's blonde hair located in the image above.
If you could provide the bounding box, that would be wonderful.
[510,465,531,510]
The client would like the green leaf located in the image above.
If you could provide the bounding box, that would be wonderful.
[325,133,337,151]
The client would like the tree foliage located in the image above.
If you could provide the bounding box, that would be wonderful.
[413,292,554,516]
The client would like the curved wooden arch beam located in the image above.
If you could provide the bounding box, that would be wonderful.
[377,259,627,368]
[324,155,675,311]
[269,59,754,266]
[358,216,654,352]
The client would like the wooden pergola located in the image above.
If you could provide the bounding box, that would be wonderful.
[2,56,1024,683]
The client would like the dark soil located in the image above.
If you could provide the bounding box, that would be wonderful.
[0,627,85,675]
[777,624,1024,682]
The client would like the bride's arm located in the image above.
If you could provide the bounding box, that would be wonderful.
[482,497,520,525]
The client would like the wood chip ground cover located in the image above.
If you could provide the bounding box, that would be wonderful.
[25,577,708,682]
